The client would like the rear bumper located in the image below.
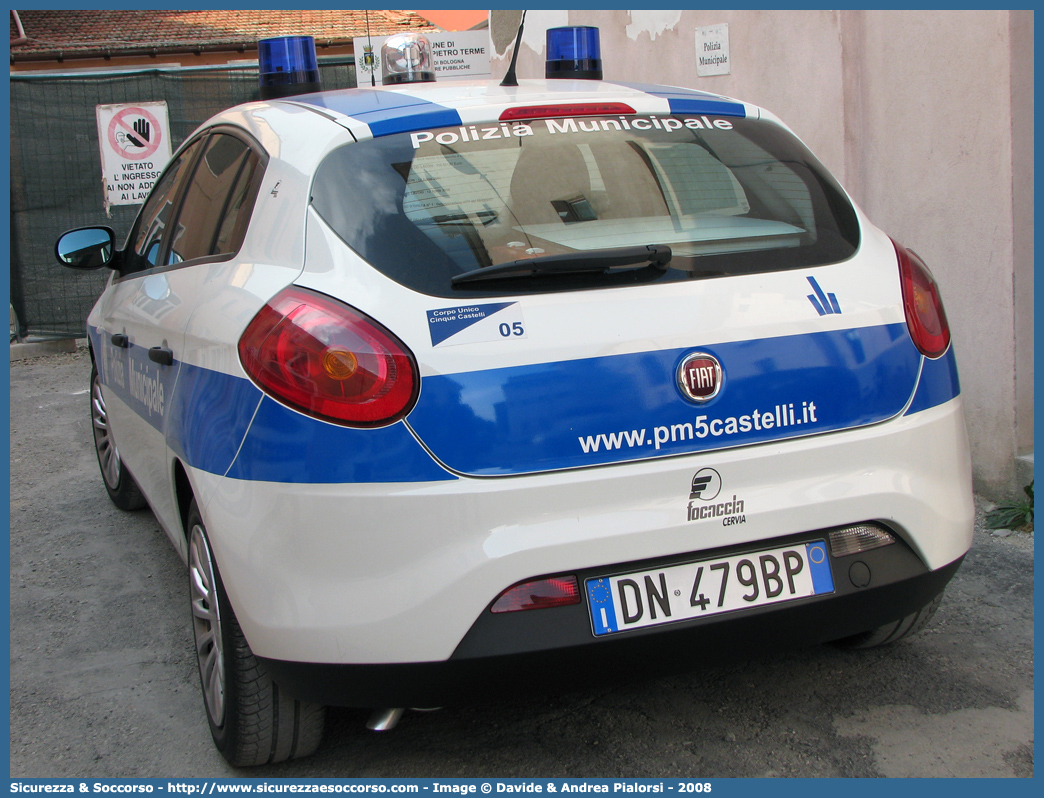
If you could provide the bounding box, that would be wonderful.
[259,543,964,707]
[192,396,973,666]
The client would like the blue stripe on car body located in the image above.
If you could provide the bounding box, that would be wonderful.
[91,323,960,485]
[405,324,926,476]
[88,325,456,484]
[166,362,265,476]
[90,326,177,438]
[295,83,744,139]
[904,346,961,416]
[605,81,747,117]
[294,89,463,137]
[225,396,457,484]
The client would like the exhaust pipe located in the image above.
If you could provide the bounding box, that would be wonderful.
[366,707,405,731]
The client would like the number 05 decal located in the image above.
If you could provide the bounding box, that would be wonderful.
[427,302,527,347]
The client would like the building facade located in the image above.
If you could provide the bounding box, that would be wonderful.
[490,9,1033,500]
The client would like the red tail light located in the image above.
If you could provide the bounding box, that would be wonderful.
[239,287,418,427]
[491,576,581,613]
[499,102,636,121]
[893,239,951,358]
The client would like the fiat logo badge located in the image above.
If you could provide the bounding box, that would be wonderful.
[678,352,722,403]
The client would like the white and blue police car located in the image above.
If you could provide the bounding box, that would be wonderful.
[56,28,973,765]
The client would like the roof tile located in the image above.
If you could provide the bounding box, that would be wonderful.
[11,9,440,59]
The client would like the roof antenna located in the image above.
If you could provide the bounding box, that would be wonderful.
[500,10,527,87]
[364,8,376,87]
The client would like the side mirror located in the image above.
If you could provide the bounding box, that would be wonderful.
[55,227,117,270]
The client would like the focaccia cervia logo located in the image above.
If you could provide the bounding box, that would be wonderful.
[688,467,746,526]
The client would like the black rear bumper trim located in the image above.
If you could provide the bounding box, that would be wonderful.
[258,555,963,708]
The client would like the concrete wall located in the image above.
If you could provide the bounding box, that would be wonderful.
[1010,12,1035,475]
[490,10,1033,499]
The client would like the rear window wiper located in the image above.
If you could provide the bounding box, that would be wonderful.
[451,244,672,286]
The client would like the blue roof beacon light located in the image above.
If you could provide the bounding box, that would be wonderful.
[546,26,602,80]
[258,36,321,100]
[381,33,436,85]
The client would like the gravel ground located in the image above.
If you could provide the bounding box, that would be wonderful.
[9,347,1034,778]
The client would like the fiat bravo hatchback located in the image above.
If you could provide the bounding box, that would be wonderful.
[56,31,973,766]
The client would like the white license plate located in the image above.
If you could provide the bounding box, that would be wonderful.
[586,540,834,636]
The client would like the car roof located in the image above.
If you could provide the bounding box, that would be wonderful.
[194,78,765,183]
[273,78,757,141]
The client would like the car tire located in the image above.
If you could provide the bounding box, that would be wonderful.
[834,591,945,649]
[90,364,147,511]
[187,501,326,766]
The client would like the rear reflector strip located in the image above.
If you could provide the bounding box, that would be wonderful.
[491,575,581,613]
[828,524,897,557]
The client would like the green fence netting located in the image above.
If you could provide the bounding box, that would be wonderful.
[10,59,356,338]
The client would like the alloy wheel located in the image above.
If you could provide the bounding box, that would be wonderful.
[91,374,121,489]
[189,523,226,727]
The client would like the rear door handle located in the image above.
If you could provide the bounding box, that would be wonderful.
[111,333,129,348]
[148,346,174,366]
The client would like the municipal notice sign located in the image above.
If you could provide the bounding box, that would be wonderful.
[96,101,173,211]
[696,24,731,77]
[353,30,491,84]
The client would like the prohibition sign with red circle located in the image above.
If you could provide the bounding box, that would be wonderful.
[107,107,162,160]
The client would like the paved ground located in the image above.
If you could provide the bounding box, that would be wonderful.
[9,347,1034,778]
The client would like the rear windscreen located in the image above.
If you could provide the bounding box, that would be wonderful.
[312,114,859,297]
